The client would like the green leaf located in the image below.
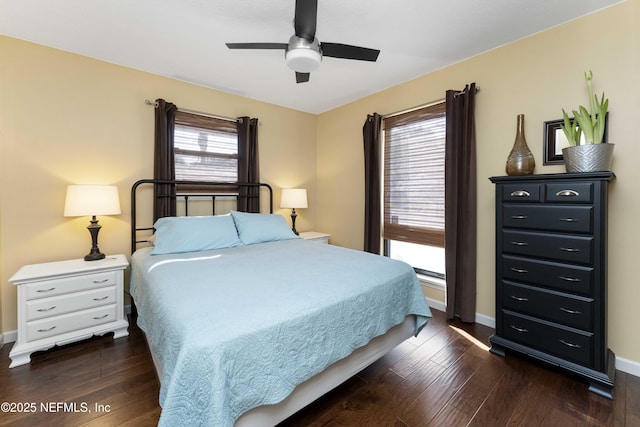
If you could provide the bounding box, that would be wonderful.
[561,109,580,146]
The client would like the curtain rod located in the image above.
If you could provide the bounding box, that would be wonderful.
[383,86,480,118]
[144,99,237,123]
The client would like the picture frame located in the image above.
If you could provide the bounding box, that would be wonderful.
[543,114,609,165]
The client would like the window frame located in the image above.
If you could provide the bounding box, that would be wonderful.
[173,110,239,192]
[382,101,446,279]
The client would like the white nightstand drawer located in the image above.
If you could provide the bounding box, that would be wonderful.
[26,304,117,342]
[26,286,117,321]
[25,271,117,300]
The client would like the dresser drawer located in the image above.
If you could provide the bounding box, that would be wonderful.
[545,182,593,203]
[503,230,593,265]
[26,304,117,342]
[502,282,593,330]
[502,183,542,202]
[26,286,117,321]
[502,311,594,367]
[502,255,593,296]
[503,205,593,234]
[25,271,117,300]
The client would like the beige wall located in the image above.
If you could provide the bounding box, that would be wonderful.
[0,37,317,333]
[316,0,640,364]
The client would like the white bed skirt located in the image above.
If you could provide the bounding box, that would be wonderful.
[146,315,417,426]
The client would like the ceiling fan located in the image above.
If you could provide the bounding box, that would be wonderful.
[226,0,380,83]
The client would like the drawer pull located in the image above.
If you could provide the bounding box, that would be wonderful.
[560,307,582,315]
[36,306,57,312]
[560,247,580,253]
[510,325,528,333]
[37,326,57,333]
[511,241,529,247]
[36,287,56,293]
[92,279,110,284]
[510,190,531,197]
[92,296,110,301]
[511,215,529,220]
[556,190,580,197]
[510,267,528,274]
[559,339,582,349]
[559,276,581,282]
[560,217,579,222]
[510,295,529,302]
[93,314,109,320]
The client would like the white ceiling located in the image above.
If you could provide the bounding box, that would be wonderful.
[0,0,623,114]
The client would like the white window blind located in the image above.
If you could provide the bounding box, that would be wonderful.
[174,111,238,185]
[383,102,446,248]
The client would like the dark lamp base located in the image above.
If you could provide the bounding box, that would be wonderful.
[84,216,106,262]
[84,251,106,261]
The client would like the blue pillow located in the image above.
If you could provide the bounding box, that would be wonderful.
[151,215,242,255]
[230,211,299,245]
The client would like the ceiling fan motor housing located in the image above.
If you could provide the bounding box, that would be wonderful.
[285,35,322,73]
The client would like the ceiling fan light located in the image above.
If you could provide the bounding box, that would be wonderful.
[286,48,321,73]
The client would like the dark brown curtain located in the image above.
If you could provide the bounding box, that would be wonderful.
[237,116,260,212]
[153,98,178,221]
[445,83,477,322]
[363,113,382,254]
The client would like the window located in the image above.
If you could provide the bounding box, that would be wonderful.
[383,102,446,279]
[174,111,238,184]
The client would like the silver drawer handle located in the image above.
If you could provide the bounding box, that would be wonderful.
[510,190,530,197]
[92,296,109,301]
[93,314,109,320]
[559,339,581,349]
[36,306,57,312]
[92,279,110,284]
[560,247,580,253]
[510,267,528,274]
[556,190,579,197]
[559,276,581,282]
[36,287,56,293]
[511,241,529,246]
[37,326,57,333]
[560,307,582,315]
[510,296,529,302]
[560,218,579,222]
[511,215,528,220]
[510,325,528,333]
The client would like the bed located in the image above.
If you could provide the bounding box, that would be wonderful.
[129,179,432,427]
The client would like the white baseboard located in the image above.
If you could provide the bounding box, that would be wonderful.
[2,330,17,345]
[614,356,640,378]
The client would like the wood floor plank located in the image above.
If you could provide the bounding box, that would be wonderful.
[0,310,636,426]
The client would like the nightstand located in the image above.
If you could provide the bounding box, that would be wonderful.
[299,231,331,244]
[8,254,129,368]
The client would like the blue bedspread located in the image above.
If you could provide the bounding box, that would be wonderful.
[130,239,431,426]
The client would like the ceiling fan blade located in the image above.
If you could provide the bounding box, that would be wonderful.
[226,43,288,50]
[294,0,317,42]
[321,43,380,62]
[296,72,310,83]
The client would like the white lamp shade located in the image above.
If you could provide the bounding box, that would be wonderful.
[64,185,121,217]
[280,188,308,209]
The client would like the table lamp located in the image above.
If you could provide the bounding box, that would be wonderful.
[64,185,121,261]
[280,188,308,235]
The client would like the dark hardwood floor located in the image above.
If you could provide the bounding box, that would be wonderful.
[1,309,638,426]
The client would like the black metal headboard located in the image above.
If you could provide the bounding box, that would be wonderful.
[130,179,273,254]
